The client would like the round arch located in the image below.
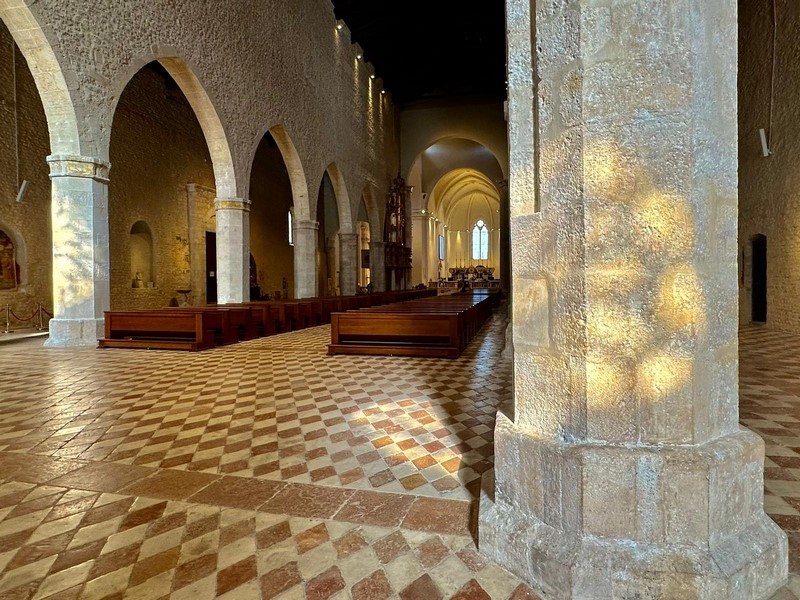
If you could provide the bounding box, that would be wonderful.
[0,2,80,155]
[109,50,238,199]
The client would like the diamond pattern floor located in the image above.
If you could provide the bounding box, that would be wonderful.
[0,315,797,598]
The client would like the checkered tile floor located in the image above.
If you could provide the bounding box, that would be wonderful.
[0,315,797,598]
[0,320,506,502]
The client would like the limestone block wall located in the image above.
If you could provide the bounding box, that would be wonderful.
[739,0,800,332]
[0,23,52,323]
[109,65,215,310]
[16,0,397,230]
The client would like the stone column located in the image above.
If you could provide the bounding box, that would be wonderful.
[479,1,788,598]
[339,233,358,296]
[369,241,386,292]
[45,155,110,347]
[294,219,318,298]
[214,198,250,304]
[411,212,428,285]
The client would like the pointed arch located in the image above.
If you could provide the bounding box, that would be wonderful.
[0,2,80,154]
[323,163,354,235]
[263,125,310,222]
[110,51,238,198]
[360,185,381,240]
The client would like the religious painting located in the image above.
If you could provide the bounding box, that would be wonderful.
[0,230,18,290]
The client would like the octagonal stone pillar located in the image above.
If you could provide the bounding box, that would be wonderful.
[479,0,788,598]
[294,219,318,298]
[339,233,358,296]
[45,155,110,347]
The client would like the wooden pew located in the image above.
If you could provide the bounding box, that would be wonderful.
[99,311,214,351]
[328,291,497,358]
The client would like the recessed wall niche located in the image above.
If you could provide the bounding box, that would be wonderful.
[130,221,155,288]
[0,230,20,290]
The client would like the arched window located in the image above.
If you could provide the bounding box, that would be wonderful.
[288,210,294,246]
[471,220,489,260]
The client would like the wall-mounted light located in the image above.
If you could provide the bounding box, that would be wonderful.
[421,209,426,214]
[336,20,344,31]
[356,53,363,60]
[370,74,376,80]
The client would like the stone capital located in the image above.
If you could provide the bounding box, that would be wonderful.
[47,154,110,183]
[214,197,251,212]
[339,232,359,244]
[294,219,319,232]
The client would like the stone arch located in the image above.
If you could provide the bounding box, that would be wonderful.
[360,185,381,239]
[257,124,311,222]
[0,0,81,155]
[0,2,80,155]
[323,163,354,235]
[405,135,508,182]
[109,50,238,199]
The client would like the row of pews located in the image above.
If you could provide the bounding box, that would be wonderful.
[98,289,437,351]
[328,289,500,358]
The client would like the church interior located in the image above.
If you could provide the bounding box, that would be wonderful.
[0,0,799,598]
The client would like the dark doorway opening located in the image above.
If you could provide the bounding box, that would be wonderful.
[752,234,767,322]
[206,231,217,304]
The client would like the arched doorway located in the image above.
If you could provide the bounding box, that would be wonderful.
[752,234,767,323]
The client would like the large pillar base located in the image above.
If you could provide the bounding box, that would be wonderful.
[479,416,788,600]
[44,318,104,347]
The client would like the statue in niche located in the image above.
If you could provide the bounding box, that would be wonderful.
[132,271,144,288]
[0,231,19,290]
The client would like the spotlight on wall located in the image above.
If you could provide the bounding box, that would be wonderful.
[370,74,375,80]
[356,53,363,60]
[381,90,386,95]
[15,180,29,203]
[421,209,426,214]
[336,20,344,31]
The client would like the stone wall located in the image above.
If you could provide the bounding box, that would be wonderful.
[739,0,800,332]
[0,22,52,326]
[9,0,397,225]
[0,0,399,324]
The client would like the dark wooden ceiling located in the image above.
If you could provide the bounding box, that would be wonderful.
[331,0,506,106]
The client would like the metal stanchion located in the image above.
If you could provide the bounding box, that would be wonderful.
[2,304,12,334]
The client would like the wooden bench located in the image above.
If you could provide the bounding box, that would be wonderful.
[328,291,498,358]
[99,310,215,351]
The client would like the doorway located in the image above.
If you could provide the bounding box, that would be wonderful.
[206,231,217,304]
[751,234,767,322]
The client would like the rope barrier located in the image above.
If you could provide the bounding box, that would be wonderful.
[0,303,53,334]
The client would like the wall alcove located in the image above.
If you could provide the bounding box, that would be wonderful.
[130,221,155,288]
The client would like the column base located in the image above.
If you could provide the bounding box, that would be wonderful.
[479,417,788,599]
[44,318,104,347]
